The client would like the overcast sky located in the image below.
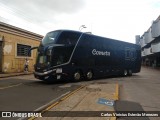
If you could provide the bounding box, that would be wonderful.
[0,0,160,43]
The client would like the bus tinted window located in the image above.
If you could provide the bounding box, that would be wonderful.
[52,46,74,66]
[57,31,81,45]
[41,31,60,45]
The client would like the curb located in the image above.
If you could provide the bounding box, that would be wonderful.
[112,83,119,120]
[115,83,119,100]
[30,84,119,120]
[28,85,86,120]
[0,72,33,78]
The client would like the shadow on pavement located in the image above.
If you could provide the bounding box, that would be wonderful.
[115,100,150,120]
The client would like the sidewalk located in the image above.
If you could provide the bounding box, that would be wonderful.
[34,83,119,120]
[0,72,33,78]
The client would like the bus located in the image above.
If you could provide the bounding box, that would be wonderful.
[33,30,141,81]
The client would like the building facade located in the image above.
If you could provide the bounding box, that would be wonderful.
[0,22,43,73]
[136,15,160,67]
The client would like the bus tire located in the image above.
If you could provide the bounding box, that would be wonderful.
[74,71,81,81]
[86,71,93,80]
[123,69,128,76]
[128,70,132,76]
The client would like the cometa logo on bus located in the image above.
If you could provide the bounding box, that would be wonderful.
[92,49,111,56]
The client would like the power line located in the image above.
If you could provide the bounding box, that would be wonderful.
[0,2,46,34]
[0,2,44,30]
[0,2,38,25]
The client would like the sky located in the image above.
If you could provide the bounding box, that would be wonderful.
[0,0,160,43]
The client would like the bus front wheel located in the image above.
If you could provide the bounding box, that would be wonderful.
[74,71,81,81]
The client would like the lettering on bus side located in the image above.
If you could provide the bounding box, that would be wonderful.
[92,49,111,56]
[125,47,136,61]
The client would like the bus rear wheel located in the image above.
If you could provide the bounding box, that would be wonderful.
[123,69,128,76]
[86,71,93,80]
[128,70,132,76]
[74,71,81,81]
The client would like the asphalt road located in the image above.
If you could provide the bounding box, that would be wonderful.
[0,66,160,120]
[119,66,160,112]
[0,76,82,111]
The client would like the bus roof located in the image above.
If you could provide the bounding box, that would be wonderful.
[47,29,138,46]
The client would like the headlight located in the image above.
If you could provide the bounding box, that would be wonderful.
[56,68,62,73]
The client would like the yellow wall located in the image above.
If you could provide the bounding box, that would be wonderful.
[0,32,40,73]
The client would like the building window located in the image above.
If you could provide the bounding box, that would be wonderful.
[17,44,31,57]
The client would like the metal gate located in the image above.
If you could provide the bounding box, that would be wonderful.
[0,42,2,72]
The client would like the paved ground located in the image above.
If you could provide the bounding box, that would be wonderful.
[35,83,118,120]
[119,67,160,112]
[0,66,160,120]
[116,66,160,120]
[0,72,32,78]
[0,76,82,120]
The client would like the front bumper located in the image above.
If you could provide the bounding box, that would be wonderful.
[34,68,69,80]
[34,69,56,76]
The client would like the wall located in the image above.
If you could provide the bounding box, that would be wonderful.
[0,22,43,73]
[135,15,160,67]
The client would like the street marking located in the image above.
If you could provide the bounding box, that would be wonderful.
[110,116,117,120]
[59,84,71,88]
[28,85,85,120]
[43,85,85,111]
[115,83,119,100]
[60,85,85,101]
[33,91,71,112]
[0,83,22,90]
[28,84,119,120]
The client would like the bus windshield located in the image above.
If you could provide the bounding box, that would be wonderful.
[36,53,51,68]
[37,31,81,67]
[41,31,60,45]
[51,31,81,66]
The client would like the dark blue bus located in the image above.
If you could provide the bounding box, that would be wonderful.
[34,30,141,81]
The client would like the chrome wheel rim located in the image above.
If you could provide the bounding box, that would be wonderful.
[87,71,93,79]
[74,72,80,80]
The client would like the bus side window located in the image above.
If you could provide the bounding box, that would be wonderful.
[57,32,81,45]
